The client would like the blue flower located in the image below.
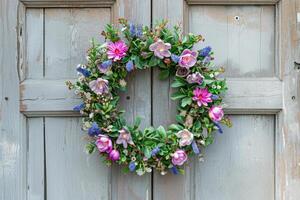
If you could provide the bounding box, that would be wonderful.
[129,23,143,38]
[171,54,180,63]
[88,122,101,136]
[151,146,160,156]
[76,66,90,77]
[126,60,134,72]
[101,60,112,68]
[171,166,179,175]
[199,46,212,57]
[192,140,200,154]
[214,122,223,134]
[73,103,84,111]
[211,94,219,100]
[135,25,143,38]
[129,162,136,172]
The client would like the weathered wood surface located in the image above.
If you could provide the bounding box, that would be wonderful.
[0,0,27,200]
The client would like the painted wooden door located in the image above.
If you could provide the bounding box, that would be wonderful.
[0,0,300,200]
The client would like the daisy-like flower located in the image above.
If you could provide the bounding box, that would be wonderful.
[192,88,212,107]
[89,78,109,95]
[116,128,134,148]
[149,39,171,59]
[107,40,128,61]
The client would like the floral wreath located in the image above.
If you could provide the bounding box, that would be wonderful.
[66,19,232,176]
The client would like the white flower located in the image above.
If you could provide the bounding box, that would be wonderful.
[119,79,127,87]
[176,129,194,147]
[161,171,167,175]
[136,169,145,176]
[89,113,94,118]
[217,85,221,89]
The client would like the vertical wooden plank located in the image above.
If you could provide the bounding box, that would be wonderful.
[152,1,194,200]
[189,5,275,77]
[26,9,44,79]
[277,0,300,199]
[44,8,111,79]
[0,0,27,200]
[194,115,274,200]
[45,117,111,200]
[111,1,152,200]
[27,118,44,200]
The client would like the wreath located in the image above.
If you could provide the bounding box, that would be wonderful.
[66,19,232,176]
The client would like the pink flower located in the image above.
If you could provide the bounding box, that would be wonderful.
[149,39,171,59]
[209,106,224,122]
[192,88,212,107]
[107,40,128,61]
[116,128,134,148]
[178,49,198,69]
[172,150,188,166]
[89,78,109,95]
[109,149,120,161]
[176,129,194,147]
[187,72,203,84]
[96,135,112,153]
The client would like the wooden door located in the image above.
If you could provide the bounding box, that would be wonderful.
[0,0,300,200]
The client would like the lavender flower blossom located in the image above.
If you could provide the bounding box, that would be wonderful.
[73,103,84,111]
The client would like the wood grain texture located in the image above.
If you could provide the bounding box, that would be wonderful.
[20,78,282,116]
[26,9,44,79]
[193,115,275,200]
[45,117,111,200]
[27,118,44,200]
[276,0,300,199]
[44,8,110,79]
[111,1,152,199]
[186,0,279,4]
[21,0,115,7]
[0,0,27,200]
[189,5,275,77]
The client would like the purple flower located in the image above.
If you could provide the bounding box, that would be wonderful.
[171,149,187,166]
[116,128,134,148]
[88,122,101,136]
[149,39,171,59]
[214,122,223,134]
[95,135,112,153]
[98,60,112,73]
[209,106,224,122]
[89,78,109,95]
[126,60,134,72]
[192,88,212,107]
[151,146,160,156]
[199,46,211,57]
[178,49,198,69]
[211,94,219,100]
[76,65,90,77]
[171,166,179,175]
[186,72,204,84]
[129,162,136,172]
[73,103,84,111]
[171,54,180,63]
[176,67,190,77]
[109,149,120,161]
[191,141,200,154]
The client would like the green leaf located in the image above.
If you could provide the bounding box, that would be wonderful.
[149,55,161,67]
[144,148,151,159]
[171,80,185,88]
[175,115,185,124]
[157,126,166,138]
[134,116,142,128]
[85,143,96,154]
[181,97,192,107]
[171,91,186,100]
[169,124,183,131]
[159,70,170,80]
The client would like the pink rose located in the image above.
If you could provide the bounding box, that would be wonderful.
[171,149,188,166]
[96,135,112,153]
[178,49,198,69]
[209,106,224,122]
[176,129,194,147]
[109,149,120,161]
